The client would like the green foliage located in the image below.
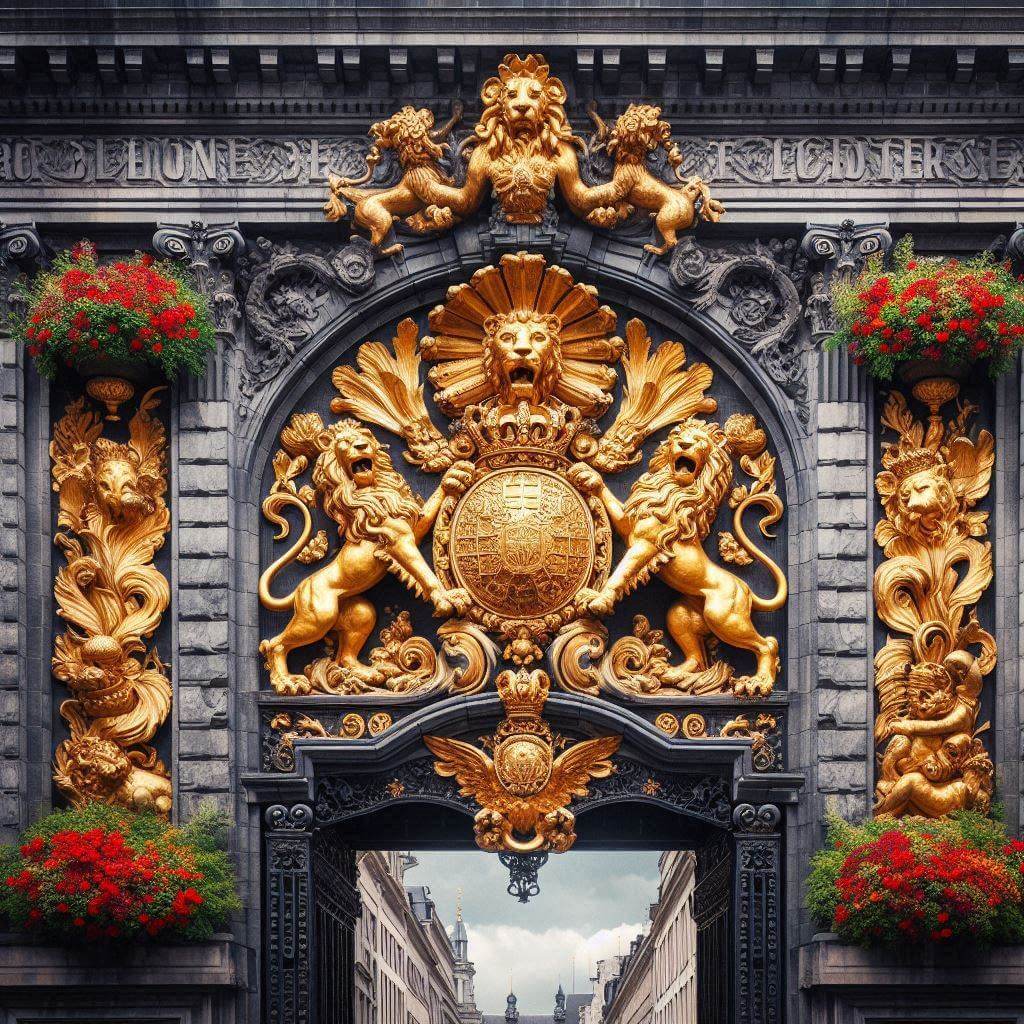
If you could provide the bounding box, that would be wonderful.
[10,240,215,381]
[0,801,240,945]
[807,811,1024,949]
[825,235,1024,380]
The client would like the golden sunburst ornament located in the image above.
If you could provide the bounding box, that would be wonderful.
[421,252,622,416]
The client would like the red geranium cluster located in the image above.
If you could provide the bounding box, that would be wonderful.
[0,803,239,945]
[13,240,214,380]
[808,812,1024,949]
[827,236,1024,380]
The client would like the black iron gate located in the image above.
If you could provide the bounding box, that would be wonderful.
[695,836,732,1024]
[313,831,360,1024]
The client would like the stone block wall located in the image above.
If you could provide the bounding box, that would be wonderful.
[174,400,234,819]
[814,401,873,822]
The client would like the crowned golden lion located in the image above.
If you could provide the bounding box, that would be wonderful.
[570,415,786,695]
[259,418,475,694]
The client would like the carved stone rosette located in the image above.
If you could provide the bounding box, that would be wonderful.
[50,388,172,813]
[872,381,995,817]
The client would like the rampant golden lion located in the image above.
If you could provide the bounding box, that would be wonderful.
[570,415,786,695]
[587,103,726,255]
[259,418,475,694]
[324,103,465,256]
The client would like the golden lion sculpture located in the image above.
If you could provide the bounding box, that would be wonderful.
[588,103,726,255]
[324,103,465,256]
[259,418,475,694]
[570,415,786,696]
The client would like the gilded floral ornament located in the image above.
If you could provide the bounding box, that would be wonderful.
[873,380,995,818]
[324,53,723,257]
[425,668,620,853]
[50,388,172,814]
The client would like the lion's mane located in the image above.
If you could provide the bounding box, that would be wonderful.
[473,53,575,159]
[606,104,674,166]
[370,106,447,169]
[313,424,422,544]
[624,420,733,552]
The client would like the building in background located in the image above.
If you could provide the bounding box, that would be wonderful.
[451,895,484,1024]
[356,852,479,1024]
[601,851,698,1024]
[483,987,590,1024]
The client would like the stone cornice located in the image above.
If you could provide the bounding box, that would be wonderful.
[6,3,1024,46]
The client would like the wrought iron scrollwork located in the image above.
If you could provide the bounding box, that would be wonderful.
[499,850,549,903]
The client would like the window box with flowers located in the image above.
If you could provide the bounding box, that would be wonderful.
[0,802,240,946]
[825,236,1024,383]
[806,811,1024,950]
[10,241,215,416]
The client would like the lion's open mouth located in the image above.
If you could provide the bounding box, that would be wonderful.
[674,452,699,477]
[510,367,535,386]
[351,457,373,478]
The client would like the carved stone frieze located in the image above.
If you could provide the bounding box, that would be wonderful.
[669,236,810,422]
[6,134,1024,191]
[236,236,375,415]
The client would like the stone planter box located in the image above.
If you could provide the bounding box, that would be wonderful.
[800,933,1024,1023]
[0,932,250,1024]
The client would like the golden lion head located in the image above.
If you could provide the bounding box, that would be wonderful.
[313,420,422,543]
[624,415,765,550]
[369,105,447,169]
[476,53,574,157]
[606,103,675,165]
[481,310,564,406]
[882,445,957,539]
[63,736,132,798]
[89,439,157,521]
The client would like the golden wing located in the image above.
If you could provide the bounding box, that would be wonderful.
[128,387,168,498]
[593,319,716,472]
[331,317,454,471]
[423,735,503,806]
[539,735,621,811]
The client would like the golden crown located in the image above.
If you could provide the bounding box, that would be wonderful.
[885,443,945,480]
[496,668,550,720]
[457,402,590,467]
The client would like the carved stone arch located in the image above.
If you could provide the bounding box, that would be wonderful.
[238,233,811,507]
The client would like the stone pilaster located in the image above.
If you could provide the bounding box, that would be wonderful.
[154,221,243,819]
[814,402,873,820]
[0,223,42,842]
[802,219,892,404]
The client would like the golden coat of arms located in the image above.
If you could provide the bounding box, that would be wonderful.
[258,250,788,848]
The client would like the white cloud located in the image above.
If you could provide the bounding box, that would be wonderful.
[467,920,648,1016]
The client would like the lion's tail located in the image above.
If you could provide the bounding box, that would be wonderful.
[258,491,314,612]
[733,492,788,612]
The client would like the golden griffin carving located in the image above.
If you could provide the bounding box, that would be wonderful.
[260,251,788,702]
[50,389,172,813]
[325,53,723,256]
[425,668,620,853]
[873,379,995,818]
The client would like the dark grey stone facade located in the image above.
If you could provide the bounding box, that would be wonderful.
[2,3,1024,1022]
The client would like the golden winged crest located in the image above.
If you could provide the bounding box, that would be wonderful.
[424,668,620,852]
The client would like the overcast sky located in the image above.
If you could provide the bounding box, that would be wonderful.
[403,851,661,1015]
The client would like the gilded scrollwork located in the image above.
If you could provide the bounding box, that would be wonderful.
[325,53,723,258]
[50,388,172,813]
[873,380,995,818]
